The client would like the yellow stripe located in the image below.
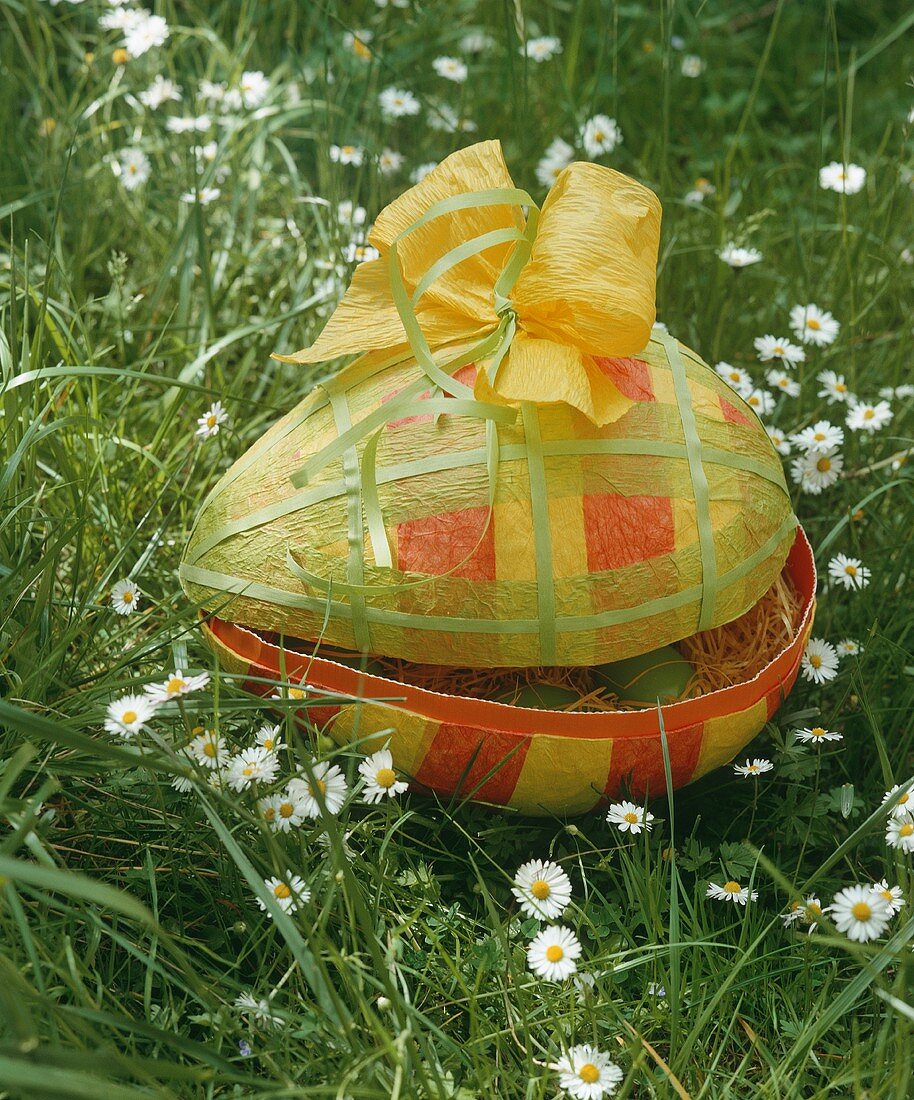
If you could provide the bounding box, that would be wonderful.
[509,735,613,816]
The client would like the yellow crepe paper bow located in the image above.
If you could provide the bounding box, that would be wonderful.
[275,140,662,427]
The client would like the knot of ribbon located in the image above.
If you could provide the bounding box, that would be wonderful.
[275,139,662,428]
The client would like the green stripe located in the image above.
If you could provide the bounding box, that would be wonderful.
[663,332,719,631]
[521,404,557,663]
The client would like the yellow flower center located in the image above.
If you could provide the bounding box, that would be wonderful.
[729,371,740,381]
[806,902,822,916]
[262,738,275,750]
[113,47,129,65]
[880,890,893,902]
[807,318,821,330]
[121,710,137,725]
[545,945,564,963]
[243,765,255,777]
[288,687,306,700]
[813,431,826,441]
[836,382,847,392]
[375,767,397,789]
[899,793,910,805]
[809,655,822,668]
[578,1064,600,1084]
[773,345,784,355]
[123,590,134,602]
[845,564,858,576]
[851,901,872,921]
[352,37,370,59]
[864,409,874,420]
[342,145,355,156]
[723,881,742,894]
[816,458,831,473]
[309,779,327,797]
[810,728,826,738]
[624,811,639,824]
[900,823,914,838]
[273,883,291,899]
[263,806,276,821]
[530,880,551,900]
[206,414,217,427]
[279,801,295,819]
[166,677,186,694]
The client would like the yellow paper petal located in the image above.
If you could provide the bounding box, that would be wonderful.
[474,333,633,427]
[512,161,661,357]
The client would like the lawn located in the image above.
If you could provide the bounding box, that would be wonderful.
[2,1,914,1096]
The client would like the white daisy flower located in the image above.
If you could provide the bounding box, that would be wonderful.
[536,137,575,187]
[715,361,754,396]
[766,369,801,397]
[800,638,840,684]
[886,817,914,853]
[837,638,862,657]
[180,187,221,204]
[790,447,843,494]
[744,388,775,417]
[342,29,372,60]
[123,13,169,57]
[259,788,307,832]
[427,103,477,133]
[789,303,840,347]
[104,694,156,739]
[195,400,228,440]
[511,859,573,920]
[145,668,210,703]
[819,161,866,195]
[791,420,844,453]
[733,758,774,778]
[680,54,704,77]
[167,115,211,134]
[138,76,182,109]
[873,880,905,917]
[605,801,655,834]
[828,884,891,942]
[753,334,806,365]
[706,881,757,905]
[460,30,493,52]
[378,147,404,175]
[257,873,310,916]
[342,240,380,264]
[254,723,283,753]
[187,729,226,768]
[794,726,843,745]
[526,925,581,981]
[523,36,562,62]
[882,784,914,819]
[288,761,348,817]
[766,425,792,455]
[378,87,420,119]
[846,399,893,433]
[580,115,622,158]
[336,200,367,226]
[817,369,854,404]
[226,746,280,791]
[100,7,144,33]
[827,554,871,590]
[199,80,227,103]
[115,148,151,190]
[110,577,140,614]
[234,991,283,1030]
[238,70,270,108]
[358,747,409,804]
[782,894,824,929]
[410,162,438,184]
[555,1044,623,1098]
[329,143,364,166]
[432,56,467,82]
[717,243,763,268]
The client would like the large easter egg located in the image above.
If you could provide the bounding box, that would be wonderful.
[180,330,796,668]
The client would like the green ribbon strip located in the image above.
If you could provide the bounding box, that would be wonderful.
[521,403,557,664]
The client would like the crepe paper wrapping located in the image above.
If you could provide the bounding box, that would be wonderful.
[273,140,661,428]
[181,329,797,668]
[199,529,816,817]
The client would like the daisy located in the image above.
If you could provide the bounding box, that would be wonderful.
[336,200,367,226]
[791,421,844,454]
[432,56,467,82]
[706,881,757,905]
[123,13,169,57]
[342,240,380,264]
[358,747,409,804]
[744,388,775,417]
[196,400,228,440]
[259,788,307,832]
[886,818,914,853]
[819,162,866,195]
[199,80,227,103]
[378,87,420,119]
[800,638,839,684]
[288,761,348,817]
[606,801,655,834]
[167,115,211,134]
[766,369,801,397]
[536,137,575,187]
[342,29,372,60]
[523,36,562,62]
[238,70,270,108]
[104,693,156,738]
[254,723,284,753]
[580,115,622,158]
[789,303,840,347]
[882,784,914,819]
[873,880,905,917]
[680,54,704,77]
[817,369,854,404]
[828,884,891,941]
[378,147,404,175]
[846,400,893,434]
[837,638,862,657]
[110,577,140,614]
[116,148,150,190]
[427,103,478,134]
[511,859,573,920]
[734,758,774,778]
[555,1044,623,1099]
[329,144,364,166]
[234,991,283,1030]
[460,30,493,52]
[791,448,843,494]
[410,162,438,184]
[187,728,226,768]
[717,243,763,268]
[226,746,280,791]
[100,8,144,33]
[180,187,221,204]
[139,76,181,109]
[146,668,210,703]
[257,873,310,916]
[754,335,806,365]
[827,554,871,590]
[715,361,754,396]
[766,425,791,456]
[526,925,581,981]
[794,726,842,745]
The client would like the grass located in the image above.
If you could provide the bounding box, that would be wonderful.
[1,0,914,1095]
